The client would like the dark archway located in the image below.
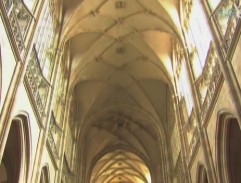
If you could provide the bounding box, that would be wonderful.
[216,113,241,183]
[197,163,208,183]
[0,161,7,182]
[2,119,23,182]
[39,165,50,183]
[0,114,31,183]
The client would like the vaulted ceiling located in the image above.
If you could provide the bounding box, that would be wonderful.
[90,150,151,183]
[59,0,183,182]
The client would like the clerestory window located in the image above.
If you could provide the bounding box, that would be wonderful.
[23,0,38,12]
[35,3,54,81]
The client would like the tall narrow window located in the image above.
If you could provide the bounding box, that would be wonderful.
[185,1,212,80]
[35,4,54,80]
[190,49,202,79]
[189,1,212,70]
[178,61,193,115]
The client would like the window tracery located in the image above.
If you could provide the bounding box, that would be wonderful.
[35,3,54,80]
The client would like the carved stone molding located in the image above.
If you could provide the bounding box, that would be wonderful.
[2,0,32,53]
[175,155,185,183]
[25,49,48,122]
[194,45,223,123]
[183,0,193,30]
[187,127,199,166]
[47,112,62,163]
[223,15,239,53]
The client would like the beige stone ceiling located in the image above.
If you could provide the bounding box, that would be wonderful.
[59,0,182,182]
[90,150,151,183]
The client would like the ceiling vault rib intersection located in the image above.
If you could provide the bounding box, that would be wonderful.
[96,161,148,183]
[90,125,145,152]
[121,67,166,122]
[61,0,181,182]
[71,34,172,88]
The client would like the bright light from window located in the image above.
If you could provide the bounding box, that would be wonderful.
[23,0,35,11]
[145,171,152,183]
[208,0,221,11]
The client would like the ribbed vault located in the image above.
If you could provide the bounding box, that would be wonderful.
[90,150,151,183]
[59,0,182,182]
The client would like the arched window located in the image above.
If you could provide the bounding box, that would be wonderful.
[197,164,209,183]
[216,113,241,183]
[187,1,212,79]
[39,166,50,183]
[0,114,31,183]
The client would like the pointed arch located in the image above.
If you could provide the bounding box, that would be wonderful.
[39,165,50,183]
[89,148,152,183]
[216,112,241,183]
[0,112,32,183]
[196,163,209,183]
